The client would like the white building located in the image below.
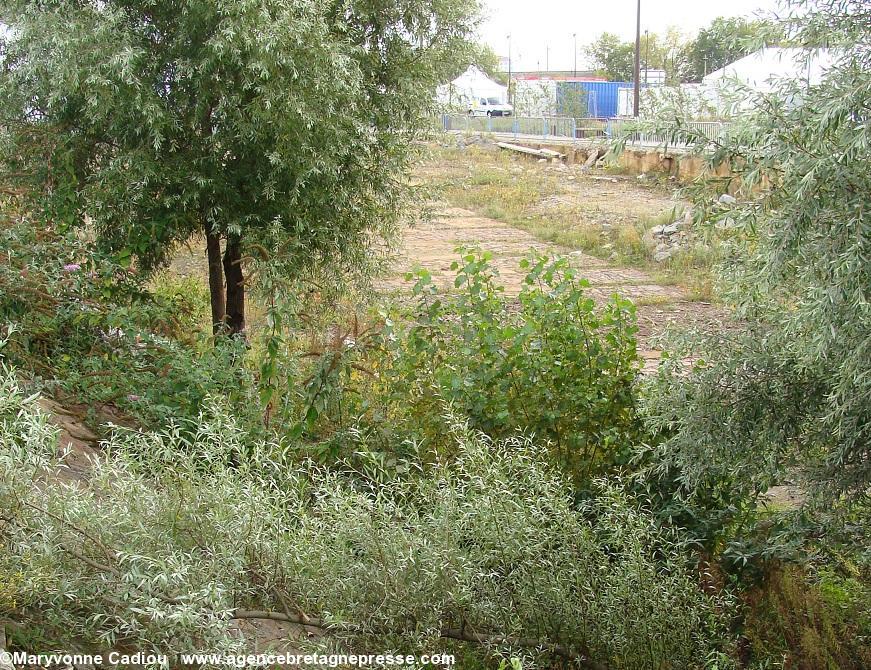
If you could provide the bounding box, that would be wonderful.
[702,47,836,93]
[700,48,837,117]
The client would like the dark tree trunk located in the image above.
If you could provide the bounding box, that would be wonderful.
[223,235,246,336]
[205,223,226,335]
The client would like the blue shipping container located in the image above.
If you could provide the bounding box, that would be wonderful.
[556,81,643,118]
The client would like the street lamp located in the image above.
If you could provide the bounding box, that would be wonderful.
[644,30,649,85]
[507,33,512,102]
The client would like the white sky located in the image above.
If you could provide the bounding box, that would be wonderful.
[480,0,781,71]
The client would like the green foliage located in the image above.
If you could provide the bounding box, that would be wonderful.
[0,197,261,432]
[0,370,734,668]
[680,17,782,82]
[342,251,643,482]
[558,86,589,118]
[586,19,781,85]
[742,565,871,669]
[149,273,212,340]
[637,0,871,522]
[469,43,507,85]
[605,6,871,663]
[0,0,479,331]
[586,32,636,81]
[638,85,721,122]
[609,17,871,664]
[585,28,688,85]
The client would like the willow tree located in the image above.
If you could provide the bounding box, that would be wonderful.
[0,0,478,334]
[637,0,871,541]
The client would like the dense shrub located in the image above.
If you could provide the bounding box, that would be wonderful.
[636,0,870,512]
[624,1,871,663]
[625,0,871,561]
[0,200,262,432]
[0,369,733,669]
[304,251,643,483]
[396,252,641,480]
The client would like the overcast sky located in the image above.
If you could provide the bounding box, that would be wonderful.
[480,0,781,71]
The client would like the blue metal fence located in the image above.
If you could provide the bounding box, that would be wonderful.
[440,114,732,147]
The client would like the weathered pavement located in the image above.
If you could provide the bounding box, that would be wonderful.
[386,206,727,373]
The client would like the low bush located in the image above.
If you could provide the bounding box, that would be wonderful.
[0,198,262,434]
[299,251,644,483]
[0,368,734,669]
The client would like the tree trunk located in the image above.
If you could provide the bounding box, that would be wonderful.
[223,235,246,337]
[205,223,226,335]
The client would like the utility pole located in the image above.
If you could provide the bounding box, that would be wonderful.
[572,33,577,78]
[546,44,550,72]
[633,0,641,117]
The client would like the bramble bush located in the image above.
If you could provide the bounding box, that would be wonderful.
[0,197,261,433]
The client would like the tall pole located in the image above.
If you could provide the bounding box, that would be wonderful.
[644,30,649,85]
[507,34,512,102]
[572,33,577,78]
[633,0,641,117]
[546,44,550,72]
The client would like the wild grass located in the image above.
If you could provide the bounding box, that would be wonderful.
[426,144,721,297]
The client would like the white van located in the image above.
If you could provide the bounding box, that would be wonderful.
[469,95,514,117]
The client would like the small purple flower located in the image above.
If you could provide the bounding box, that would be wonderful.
[63,263,81,273]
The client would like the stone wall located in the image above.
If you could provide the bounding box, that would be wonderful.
[511,141,729,183]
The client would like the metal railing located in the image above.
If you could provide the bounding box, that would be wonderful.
[441,114,732,147]
[442,114,581,139]
[606,119,730,145]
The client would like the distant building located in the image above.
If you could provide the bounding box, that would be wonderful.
[700,48,836,117]
[703,47,835,92]
[510,70,603,82]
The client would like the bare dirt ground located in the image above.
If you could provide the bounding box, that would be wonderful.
[387,206,681,300]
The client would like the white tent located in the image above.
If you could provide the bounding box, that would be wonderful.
[702,47,836,92]
[438,66,508,107]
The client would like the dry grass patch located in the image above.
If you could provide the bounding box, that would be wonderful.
[423,143,722,295]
